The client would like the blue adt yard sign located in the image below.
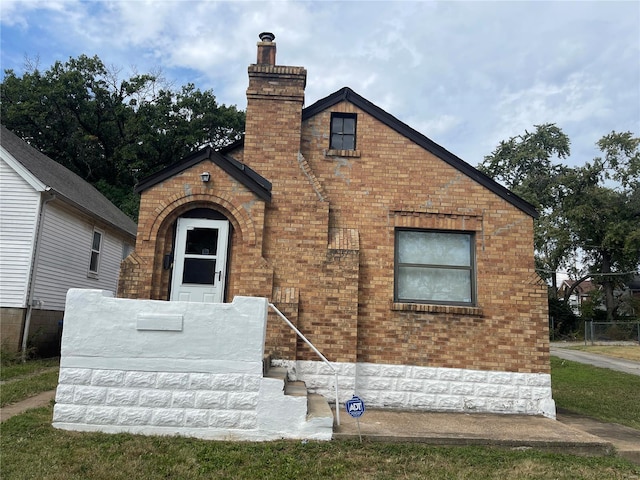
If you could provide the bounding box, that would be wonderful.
[345,395,365,418]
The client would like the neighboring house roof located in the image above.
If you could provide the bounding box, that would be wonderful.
[0,125,137,237]
[134,146,272,202]
[302,87,538,218]
[560,279,596,296]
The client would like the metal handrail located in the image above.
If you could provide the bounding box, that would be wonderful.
[268,303,340,426]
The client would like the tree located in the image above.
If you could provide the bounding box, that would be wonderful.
[480,127,640,322]
[562,132,640,320]
[1,55,245,219]
[479,123,572,294]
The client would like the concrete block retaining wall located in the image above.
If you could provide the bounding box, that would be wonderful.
[52,290,332,441]
[273,360,556,419]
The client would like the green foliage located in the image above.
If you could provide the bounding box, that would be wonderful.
[562,134,640,319]
[479,123,571,210]
[479,124,573,293]
[548,297,580,338]
[480,125,640,320]
[1,55,245,219]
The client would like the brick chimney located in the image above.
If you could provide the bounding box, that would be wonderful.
[243,33,307,181]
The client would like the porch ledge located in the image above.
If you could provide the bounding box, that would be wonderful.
[391,302,483,316]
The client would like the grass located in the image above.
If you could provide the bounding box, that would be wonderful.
[1,407,638,480]
[567,345,640,362]
[0,369,60,407]
[551,356,640,429]
[0,356,60,407]
[1,357,640,478]
[1,357,59,381]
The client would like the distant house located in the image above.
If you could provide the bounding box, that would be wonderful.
[559,277,640,318]
[558,279,597,315]
[0,125,137,354]
[118,34,554,417]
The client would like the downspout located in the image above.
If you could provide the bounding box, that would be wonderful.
[21,190,55,362]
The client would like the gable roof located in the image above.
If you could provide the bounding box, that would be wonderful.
[134,146,272,202]
[0,125,137,237]
[302,87,538,218]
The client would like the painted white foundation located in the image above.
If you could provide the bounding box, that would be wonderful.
[273,360,556,419]
[53,290,332,441]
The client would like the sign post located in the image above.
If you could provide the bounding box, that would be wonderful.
[345,395,365,442]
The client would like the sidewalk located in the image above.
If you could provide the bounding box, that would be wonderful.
[0,390,56,423]
[550,343,640,376]
[333,408,616,457]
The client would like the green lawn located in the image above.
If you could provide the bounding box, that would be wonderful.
[550,356,640,429]
[1,357,639,479]
[0,357,59,381]
[1,407,638,480]
[0,357,60,407]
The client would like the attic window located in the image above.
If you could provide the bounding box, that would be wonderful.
[330,113,356,150]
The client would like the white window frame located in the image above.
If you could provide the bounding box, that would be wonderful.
[394,228,476,306]
[88,228,103,278]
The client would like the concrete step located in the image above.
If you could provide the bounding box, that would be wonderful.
[285,380,307,396]
[307,393,333,421]
[265,366,287,383]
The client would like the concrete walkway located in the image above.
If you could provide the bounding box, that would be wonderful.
[333,408,611,453]
[0,390,56,423]
[550,344,640,376]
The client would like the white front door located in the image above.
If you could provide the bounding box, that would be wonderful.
[170,218,229,303]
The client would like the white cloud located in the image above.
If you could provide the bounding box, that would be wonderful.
[1,0,638,167]
[0,0,70,28]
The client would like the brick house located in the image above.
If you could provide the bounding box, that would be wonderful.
[119,33,554,417]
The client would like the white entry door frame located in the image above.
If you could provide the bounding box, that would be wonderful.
[170,218,229,303]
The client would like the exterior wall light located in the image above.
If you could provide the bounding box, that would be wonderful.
[200,172,211,183]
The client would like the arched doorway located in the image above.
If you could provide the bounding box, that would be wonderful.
[169,209,231,303]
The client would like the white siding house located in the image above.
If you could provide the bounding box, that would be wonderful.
[0,125,137,354]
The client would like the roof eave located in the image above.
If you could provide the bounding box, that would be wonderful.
[134,147,272,202]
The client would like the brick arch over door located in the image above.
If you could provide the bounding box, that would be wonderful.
[144,193,261,300]
[142,192,258,247]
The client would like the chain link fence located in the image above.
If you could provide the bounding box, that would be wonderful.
[584,321,640,345]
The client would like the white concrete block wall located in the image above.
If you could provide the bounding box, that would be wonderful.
[274,360,556,419]
[53,290,332,441]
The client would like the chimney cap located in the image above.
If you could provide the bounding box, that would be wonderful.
[259,32,275,42]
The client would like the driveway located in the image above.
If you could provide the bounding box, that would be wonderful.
[550,344,640,376]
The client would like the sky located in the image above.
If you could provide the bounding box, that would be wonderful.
[1,0,639,169]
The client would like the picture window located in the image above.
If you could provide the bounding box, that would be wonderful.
[394,229,476,305]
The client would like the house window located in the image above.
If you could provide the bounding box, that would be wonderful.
[88,229,103,276]
[394,229,475,305]
[330,113,356,150]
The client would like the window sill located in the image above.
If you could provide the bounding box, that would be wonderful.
[392,302,483,316]
[325,149,361,158]
[87,272,99,280]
